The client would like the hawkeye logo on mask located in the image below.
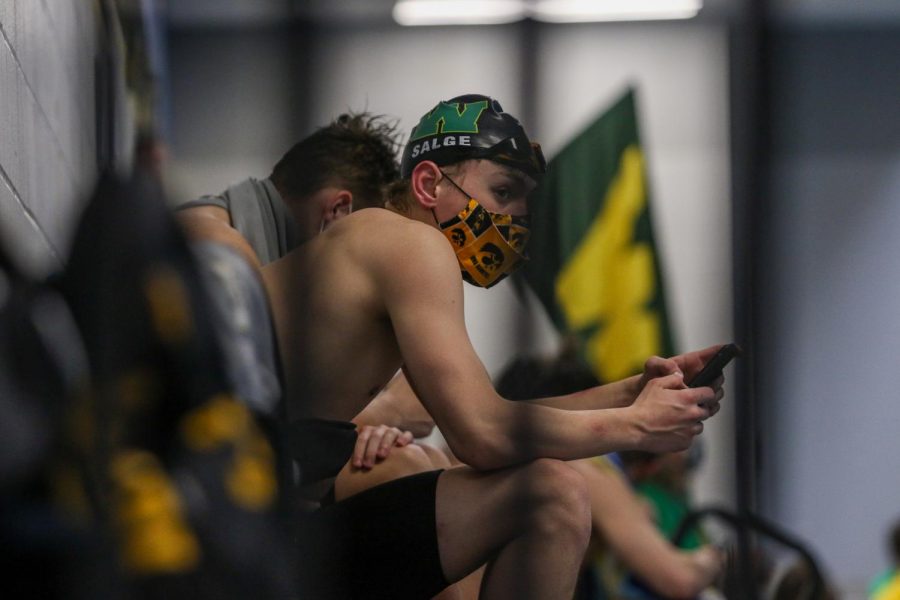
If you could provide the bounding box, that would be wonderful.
[437,199,530,289]
[469,242,506,279]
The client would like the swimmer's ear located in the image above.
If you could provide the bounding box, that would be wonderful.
[410,161,442,210]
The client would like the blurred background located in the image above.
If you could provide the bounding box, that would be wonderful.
[1,0,899,596]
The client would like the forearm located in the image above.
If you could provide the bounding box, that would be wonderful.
[525,374,642,411]
[421,362,706,470]
[442,400,640,470]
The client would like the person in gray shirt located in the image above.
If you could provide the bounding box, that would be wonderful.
[174,114,402,416]
[177,113,401,267]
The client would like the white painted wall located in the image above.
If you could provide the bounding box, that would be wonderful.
[166,28,301,204]
[0,0,98,277]
[304,25,524,147]
[759,28,900,596]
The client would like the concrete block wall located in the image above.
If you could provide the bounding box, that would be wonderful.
[0,0,98,277]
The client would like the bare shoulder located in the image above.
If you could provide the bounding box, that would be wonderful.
[321,209,463,310]
[337,208,459,276]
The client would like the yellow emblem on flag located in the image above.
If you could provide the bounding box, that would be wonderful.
[555,145,662,382]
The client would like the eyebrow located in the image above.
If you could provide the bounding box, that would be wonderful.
[497,168,538,194]
[495,167,528,187]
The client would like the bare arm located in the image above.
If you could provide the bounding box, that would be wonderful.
[375,225,716,471]
[525,375,642,410]
[570,459,723,598]
[526,346,727,411]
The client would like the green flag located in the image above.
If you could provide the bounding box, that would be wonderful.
[524,88,674,383]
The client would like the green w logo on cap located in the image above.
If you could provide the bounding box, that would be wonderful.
[410,100,489,141]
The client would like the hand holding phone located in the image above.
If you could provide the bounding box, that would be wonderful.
[687,343,742,388]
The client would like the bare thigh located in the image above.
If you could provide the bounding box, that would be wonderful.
[334,442,448,501]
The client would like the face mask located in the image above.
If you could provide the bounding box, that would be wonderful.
[434,173,531,289]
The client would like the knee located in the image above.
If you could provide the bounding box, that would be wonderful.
[519,459,591,543]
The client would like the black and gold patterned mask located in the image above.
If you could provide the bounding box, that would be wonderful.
[435,175,531,289]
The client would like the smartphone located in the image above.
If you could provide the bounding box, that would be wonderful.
[687,343,742,388]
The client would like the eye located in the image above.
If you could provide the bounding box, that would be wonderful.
[493,187,511,202]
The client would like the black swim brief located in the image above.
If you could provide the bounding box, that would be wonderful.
[287,418,358,486]
[295,469,448,599]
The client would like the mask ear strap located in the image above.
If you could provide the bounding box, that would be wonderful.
[439,170,471,200]
[434,170,470,228]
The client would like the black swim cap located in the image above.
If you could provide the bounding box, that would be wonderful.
[400,94,546,180]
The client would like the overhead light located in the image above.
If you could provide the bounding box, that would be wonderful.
[392,0,702,26]
[393,0,527,26]
[531,0,702,23]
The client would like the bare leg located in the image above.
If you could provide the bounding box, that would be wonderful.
[456,566,486,600]
[334,442,446,501]
[436,459,591,600]
[335,451,589,599]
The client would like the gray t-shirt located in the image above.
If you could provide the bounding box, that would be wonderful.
[178,177,302,265]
